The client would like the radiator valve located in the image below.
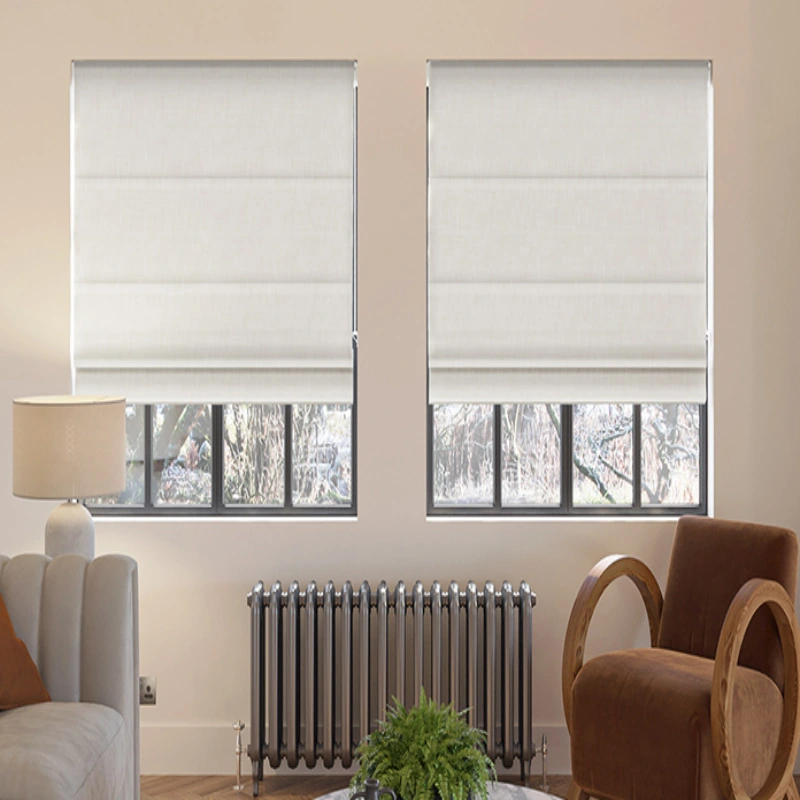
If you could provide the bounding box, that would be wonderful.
[532,733,549,793]
[233,720,246,793]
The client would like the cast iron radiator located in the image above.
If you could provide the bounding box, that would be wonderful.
[247,580,536,796]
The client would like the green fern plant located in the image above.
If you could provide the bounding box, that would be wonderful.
[351,690,496,800]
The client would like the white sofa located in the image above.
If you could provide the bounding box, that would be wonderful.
[0,553,139,800]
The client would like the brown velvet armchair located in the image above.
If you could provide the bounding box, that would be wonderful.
[562,517,800,800]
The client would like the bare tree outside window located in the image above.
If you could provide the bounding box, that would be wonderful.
[429,400,702,513]
[292,404,352,506]
[152,404,212,506]
[433,404,494,505]
[88,402,355,514]
[641,403,700,505]
[501,404,560,505]
[572,404,634,506]
[223,404,284,506]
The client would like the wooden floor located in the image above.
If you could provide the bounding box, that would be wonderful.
[141,775,572,799]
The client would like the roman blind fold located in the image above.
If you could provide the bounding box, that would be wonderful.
[428,61,710,404]
[72,61,355,404]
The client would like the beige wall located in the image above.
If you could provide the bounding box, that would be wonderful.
[2,0,799,776]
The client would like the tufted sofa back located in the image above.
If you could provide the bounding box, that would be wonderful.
[0,552,139,798]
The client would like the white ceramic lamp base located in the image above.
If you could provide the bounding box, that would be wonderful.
[44,501,95,560]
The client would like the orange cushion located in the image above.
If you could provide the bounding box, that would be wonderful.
[0,592,50,710]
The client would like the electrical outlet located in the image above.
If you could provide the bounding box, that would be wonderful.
[139,676,157,705]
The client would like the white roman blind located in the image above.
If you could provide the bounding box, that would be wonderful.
[72,61,355,404]
[428,61,710,404]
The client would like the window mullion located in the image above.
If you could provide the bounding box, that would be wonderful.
[212,405,224,512]
[632,405,642,510]
[562,405,573,513]
[144,405,153,510]
[493,404,502,509]
[284,405,293,510]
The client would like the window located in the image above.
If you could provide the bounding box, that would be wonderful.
[89,403,354,514]
[427,62,710,516]
[72,61,357,516]
[429,403,705,514]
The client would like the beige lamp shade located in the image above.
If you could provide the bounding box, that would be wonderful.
[13,395,126,500]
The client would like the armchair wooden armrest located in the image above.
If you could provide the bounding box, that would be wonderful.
[712,578,800,800]
[561,554,663,734]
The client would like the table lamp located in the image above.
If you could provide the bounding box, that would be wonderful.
[13,395,126,559]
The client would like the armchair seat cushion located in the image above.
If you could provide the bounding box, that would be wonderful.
[0,701,127,800]
[571,648,782,800]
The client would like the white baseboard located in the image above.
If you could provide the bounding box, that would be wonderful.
[140,724,571,777]
[141,725,236,775]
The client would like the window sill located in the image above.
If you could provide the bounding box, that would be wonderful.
[92,514,358,523]
[426,513,703,523]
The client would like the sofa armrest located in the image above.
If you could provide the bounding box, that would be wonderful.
[0,552,140,799]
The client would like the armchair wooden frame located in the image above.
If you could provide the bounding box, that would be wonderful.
[562,556,800,800]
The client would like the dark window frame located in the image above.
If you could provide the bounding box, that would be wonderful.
[426,403,708,517]
[91,400,358,517]
[425,74,708,519]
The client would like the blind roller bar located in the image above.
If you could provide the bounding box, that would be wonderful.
[75,368,354,406]
[431,369,707,405]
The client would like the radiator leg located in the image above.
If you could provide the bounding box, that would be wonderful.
[520,759,530,787]
[252,761,260,797]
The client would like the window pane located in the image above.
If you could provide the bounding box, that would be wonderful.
[573,404,633,506]
[292,404,352,506]
[642,403,701,506]
[86,404,145,506]
[432,404,494,506]
[501,404,561,506]
[223,405,285,506]
[152,404,212,506]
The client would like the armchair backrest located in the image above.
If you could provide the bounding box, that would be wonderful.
[658,516,798,688]
[0,553,139,800]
